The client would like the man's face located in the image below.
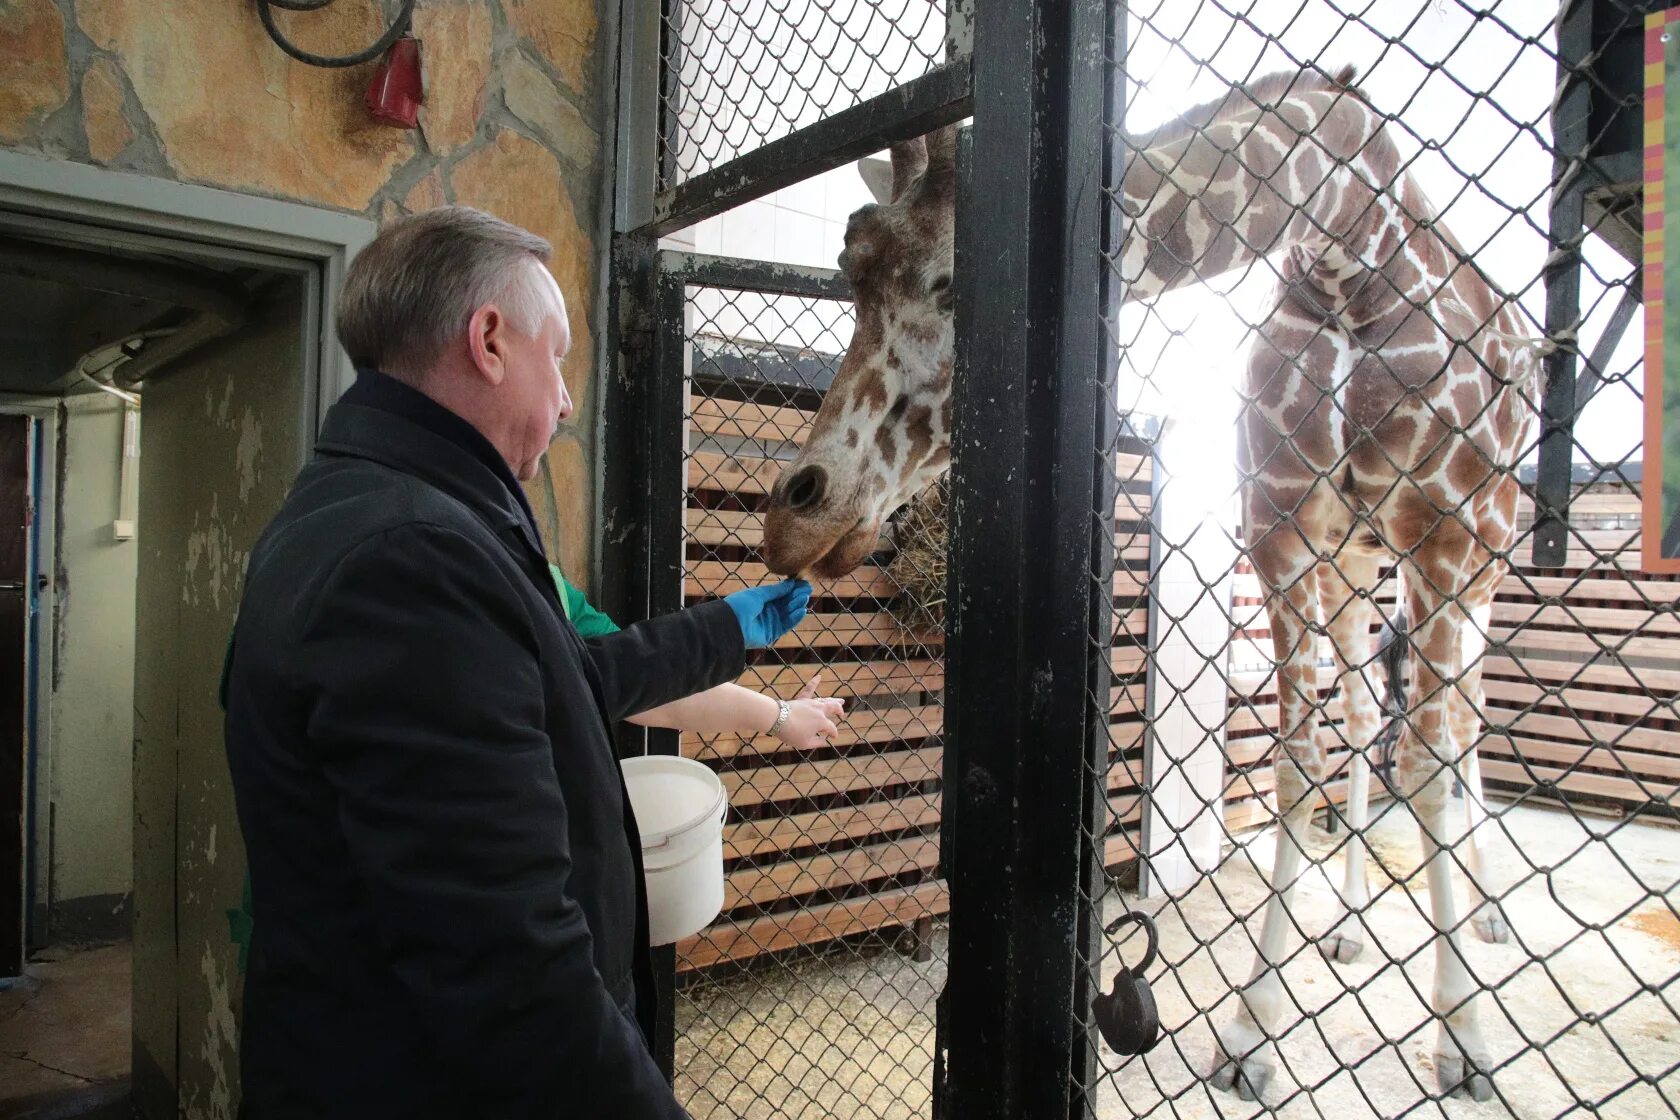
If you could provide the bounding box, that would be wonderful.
[502,263,573,481]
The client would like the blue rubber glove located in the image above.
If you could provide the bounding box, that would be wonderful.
[724,579,812,649]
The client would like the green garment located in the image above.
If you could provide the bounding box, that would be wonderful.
[548,564,620,638]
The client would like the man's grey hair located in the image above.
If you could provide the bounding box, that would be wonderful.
[337,206,554,376]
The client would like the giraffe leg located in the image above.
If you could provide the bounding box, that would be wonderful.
[1399,563,1494,1102]
[1313,557,1383,965]
[1453,598,1509,945]
[1211,548,1323,1101]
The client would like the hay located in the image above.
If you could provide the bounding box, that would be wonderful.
[885,477,948,638]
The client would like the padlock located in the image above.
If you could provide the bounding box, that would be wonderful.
[1091,909,1162,1056]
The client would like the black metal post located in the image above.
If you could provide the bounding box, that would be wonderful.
[601,239,656,725]
[644,264,689,1079]
[598,243,688,1081]
[1076,0,1129,1099]
[1534,0,1593,567]
[943,0,1113,1115]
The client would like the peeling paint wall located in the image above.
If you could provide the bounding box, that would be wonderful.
[47,395,138,915]
[0,0,607,592]
[132,282,305,1120]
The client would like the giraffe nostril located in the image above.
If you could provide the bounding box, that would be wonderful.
[783,466,827,512]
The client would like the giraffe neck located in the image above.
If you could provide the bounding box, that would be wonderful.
[1119,83,1427,312]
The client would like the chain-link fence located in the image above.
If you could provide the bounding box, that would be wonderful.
[614,0,1677,1117]
[658,0,953,186]
[1080,1,1676,1117]
[650,265,949,1119]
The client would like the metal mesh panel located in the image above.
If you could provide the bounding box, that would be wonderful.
[659,0,950,185]
[1080,2,1676,1117]
[671,280,947,1119]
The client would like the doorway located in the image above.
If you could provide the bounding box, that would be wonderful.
[0,150,371,1118]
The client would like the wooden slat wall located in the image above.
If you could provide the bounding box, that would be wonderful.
[1481,483,1679,814]
[675,387,1153,969]
[679,385,948,973]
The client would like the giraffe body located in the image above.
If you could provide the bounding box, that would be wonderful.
[761,68,1539,1102]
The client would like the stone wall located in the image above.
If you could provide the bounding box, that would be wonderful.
[0,0,605,586]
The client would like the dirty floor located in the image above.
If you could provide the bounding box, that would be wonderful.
[672,801,1680,1119]
[0,943,130,1118]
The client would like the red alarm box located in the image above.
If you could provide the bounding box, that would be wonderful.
[366,36,423,129]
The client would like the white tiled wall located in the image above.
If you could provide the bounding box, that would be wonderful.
[668,161,880,350]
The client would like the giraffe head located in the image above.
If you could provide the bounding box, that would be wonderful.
[762,127,958,578]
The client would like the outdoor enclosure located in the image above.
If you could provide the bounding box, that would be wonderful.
[605,1,1679,1117]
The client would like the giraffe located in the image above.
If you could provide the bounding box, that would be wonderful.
[760,67,1543,1102]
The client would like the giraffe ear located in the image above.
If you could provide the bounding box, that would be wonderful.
[920,126,958,197]
[887,136,929,201]
[859,156,895,206]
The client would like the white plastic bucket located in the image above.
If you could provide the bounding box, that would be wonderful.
[621,754,728,946]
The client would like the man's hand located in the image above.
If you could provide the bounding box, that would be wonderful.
[723,579,811,649]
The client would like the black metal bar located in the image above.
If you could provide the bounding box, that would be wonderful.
[1073,0,1128,1103]
[934,125,975,1120]
[943,1,1111,1115]
[600,238,656,730]
[599,240,688,1081]
[644,263,690,1081]
[638,59,974,239]
[648,269,690,623]
[690,346,839,403]
[1533,0,1594,567]
[657,250,851,301]
[1573,274,1642,415]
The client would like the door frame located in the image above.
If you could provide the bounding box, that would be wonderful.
[0,151,375,429]
[0,151,375,1111]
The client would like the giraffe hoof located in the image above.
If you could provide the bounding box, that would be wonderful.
[1436,1051,1494,1101]
[1318,929,1364,964]
[1472,908,1511,945]
[1209,1053,1273,1101]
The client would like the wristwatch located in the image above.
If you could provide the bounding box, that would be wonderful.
[768,700,792,737]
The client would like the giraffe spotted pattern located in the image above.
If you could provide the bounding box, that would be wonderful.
[762,66,1544,1102]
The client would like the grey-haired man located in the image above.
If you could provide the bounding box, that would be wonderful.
[223,207,808,1118]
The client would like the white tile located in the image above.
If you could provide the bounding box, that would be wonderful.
[717,200,777,262]
[689,216,723,256]
[776,174,828,219]
[772,204,834,269]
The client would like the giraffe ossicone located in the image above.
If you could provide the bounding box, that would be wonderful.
[763,64,1541,1103]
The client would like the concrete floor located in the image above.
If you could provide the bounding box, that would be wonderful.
[6,801,1673,1119]
[0,943,130,1119]
[673,800,1680,1120]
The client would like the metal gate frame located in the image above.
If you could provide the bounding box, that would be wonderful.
[602,2,1127,1116]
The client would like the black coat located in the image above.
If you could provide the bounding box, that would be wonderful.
[223,383,743,1118]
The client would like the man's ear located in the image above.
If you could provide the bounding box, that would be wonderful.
[465,304,507,385]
